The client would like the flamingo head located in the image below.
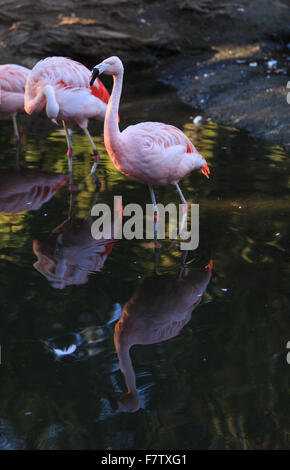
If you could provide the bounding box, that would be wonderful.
[90,56,124,85]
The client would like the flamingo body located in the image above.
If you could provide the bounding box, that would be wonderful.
[0,64,30,115]
[113,121,207,185]
[24,57,109,127]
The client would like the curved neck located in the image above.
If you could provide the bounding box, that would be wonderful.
[25,84,58,117]
[43,85,59,119]
[104,71,123,152]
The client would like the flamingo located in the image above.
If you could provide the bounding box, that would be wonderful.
[24,56,111,178]
[90,56,210,242]
[0,64,30,143]
[114,259,213,412]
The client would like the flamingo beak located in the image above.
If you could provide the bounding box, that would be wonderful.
[201,162,210,179]
[203,259,213,272]
[90,67,99,86]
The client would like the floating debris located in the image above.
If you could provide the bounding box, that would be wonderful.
[52,344,77,357]
[267,59,278,69]
[193,115,202,126]
[249,62,258,67]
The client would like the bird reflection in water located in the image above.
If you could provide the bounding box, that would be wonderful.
[0,166,68,213]
[114,253,213,412]
[33,187,120,289]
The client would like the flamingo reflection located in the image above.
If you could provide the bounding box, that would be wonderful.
[114,258,213,412]
[0,167,68,213]
[33,191,120,289]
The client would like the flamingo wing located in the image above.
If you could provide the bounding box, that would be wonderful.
[28,57,90,89]
[27,57,110,104]
[120,122,209,183]
[90,80,110,104]
[124,122,199,155]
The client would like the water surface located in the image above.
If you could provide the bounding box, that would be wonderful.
[0,74,289,450]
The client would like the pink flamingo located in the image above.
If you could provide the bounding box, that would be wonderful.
[0,64,30,143]
[114,260,213,412]
[24,56,111,176]
[90,56,210,241]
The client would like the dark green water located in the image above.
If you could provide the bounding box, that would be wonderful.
[0,75,289,450]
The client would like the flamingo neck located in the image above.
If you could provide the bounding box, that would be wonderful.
[43,85,59,119]
[118,343,136,393]
[25,84,58,117]
[104,71,123,155]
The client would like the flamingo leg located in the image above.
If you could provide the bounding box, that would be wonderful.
[154,243,160,275]
[12,114,20,144]
[62,120,74,188]
[175,183,188,238]
[15,144,20,171]
[62,121,74,168]
[178,250,189,280]
[148,185,160,248]
[83,127,101,176]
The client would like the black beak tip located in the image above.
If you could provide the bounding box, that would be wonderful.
[90,68,99,87]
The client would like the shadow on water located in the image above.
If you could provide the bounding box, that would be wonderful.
[0,75,289,450]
